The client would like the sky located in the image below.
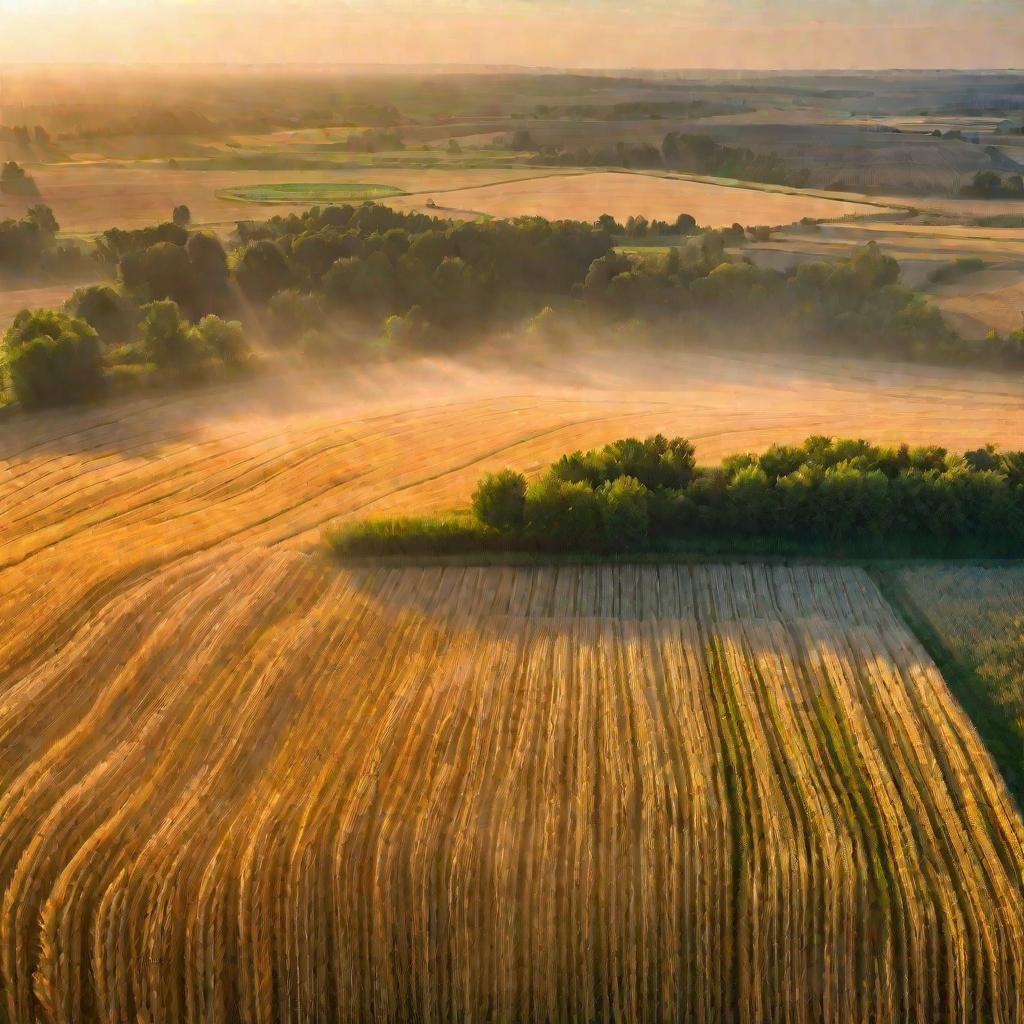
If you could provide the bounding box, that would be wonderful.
[0,0,1021,70]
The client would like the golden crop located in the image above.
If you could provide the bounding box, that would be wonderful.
[3,372,1024,1021]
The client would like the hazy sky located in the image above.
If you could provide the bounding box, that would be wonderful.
[1,0,1021,69]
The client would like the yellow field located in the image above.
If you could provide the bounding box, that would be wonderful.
[7,347,1024,634]
[5,351,1024,1020]
[0,167,578,234]
[926,268,1024,338]
[0,281,95,333]
[387,170,879,226]
[2,551,1023,1023]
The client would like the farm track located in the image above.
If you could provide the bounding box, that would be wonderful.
[0,558,1021,1022]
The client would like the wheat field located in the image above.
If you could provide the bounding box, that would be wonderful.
[10,349,1024,671]
[5,353,1024,1021]
[1,554,1023,1023]
[386,170,878,226]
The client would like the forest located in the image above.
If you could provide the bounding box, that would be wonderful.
[4,199,1022,409]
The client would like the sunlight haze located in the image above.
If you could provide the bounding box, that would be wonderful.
[0,0,1021,68]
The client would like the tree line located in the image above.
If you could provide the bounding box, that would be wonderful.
[961,170,1024,198]
[331,434,1024,558]
[1,198,1003,409]
[222,202,958,362]
[0,204,92,281]
[527,131,811,188]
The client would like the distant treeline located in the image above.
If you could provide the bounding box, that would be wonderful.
[6,200,1019,410]
[329,434,1024,558]
[0,161,40,197]
[0,203,92,280]
[224,203,958,362]
[526,131,811,188]
[960,170,1024,198]
[530,100,730,120]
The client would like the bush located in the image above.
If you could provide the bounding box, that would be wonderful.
[3,309,104,407]
[192,315,250,368]
[597,476,650,551]
[138,300,204,375]
[326,515,502,556]
[523,475,602,551]
[472,470,527,533]
[108,362,159,392]
[928,257,985,285]
[65,285,136,346]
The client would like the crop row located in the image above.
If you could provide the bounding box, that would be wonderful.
[0,557,1020,1022]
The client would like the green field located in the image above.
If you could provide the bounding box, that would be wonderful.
[218,182,407,204]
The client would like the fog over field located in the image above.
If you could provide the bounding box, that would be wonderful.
[4,10,1024,1023]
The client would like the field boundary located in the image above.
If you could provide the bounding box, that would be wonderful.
[873,568,1024,808]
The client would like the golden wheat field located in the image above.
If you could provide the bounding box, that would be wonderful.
[0,166,578,234]
[385,171,879,226]
[5,351,1024,1021]
[2,552,1024,1023]
[9,346,1024,670]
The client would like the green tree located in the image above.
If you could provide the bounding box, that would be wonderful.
[121,241,194,307]
[192,315,249,369]
[138,300,202,374]
[510,129,536,151]
[235,240,291,304]
[598,475,651,551]
[185,232,230,314]
[523,475,602,550]
[25,204,58,237]
[472,469,527,533]
[3,309,103,407]
[0,161,39,196]
[65,285,136,346]
[971,170,1003,196]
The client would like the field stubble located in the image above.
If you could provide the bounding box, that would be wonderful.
[0,556,1022,1022]
[4,352,1024,1019]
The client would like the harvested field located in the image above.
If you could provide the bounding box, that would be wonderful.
[1,553,1023,1022]
[0,280,97,333]
[926,268,1024,338]
[8,346,1024,669]
[385,170,879,226]
[885,565,1024,797]
[0,166,577,233]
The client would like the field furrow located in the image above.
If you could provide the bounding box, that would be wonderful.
[0,557,1020,1021]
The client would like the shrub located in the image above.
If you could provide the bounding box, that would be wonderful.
[598,476,650,551]
[192,315,250,368]
[108,362,159,392]
[523,475,602,551]
[928,257,985,285]
[472,470,527,533]
[138,300,204,375]
[65,285,136,346]
[4,309,104,407]
[326,515,502,556]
